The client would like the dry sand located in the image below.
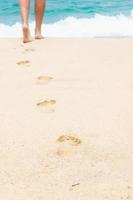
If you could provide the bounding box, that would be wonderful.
[0,38,133,199]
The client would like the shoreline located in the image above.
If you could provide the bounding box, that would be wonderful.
[1,36,133,38]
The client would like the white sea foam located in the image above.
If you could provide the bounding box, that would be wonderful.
[1,13,133,37]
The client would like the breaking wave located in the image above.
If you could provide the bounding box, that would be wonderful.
[1,13,133,37]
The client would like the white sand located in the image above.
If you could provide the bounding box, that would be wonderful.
[0,38,133,199]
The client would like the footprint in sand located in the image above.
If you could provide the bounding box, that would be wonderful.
[56,148,74,156]
[16,60,30,67]
[24,48,35,53]
[36,76,54,85]
[56,134,81,157]
[25,48,35,52]
[36,99,56,113]
[57,135,81,146]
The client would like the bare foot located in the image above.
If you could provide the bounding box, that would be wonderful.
[35,35,44,40]
[23,25,32,43]
[35,30,44,40]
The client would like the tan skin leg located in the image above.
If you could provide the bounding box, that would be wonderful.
[19,0,45,42]
[19,0,32,43]
[35,0,46,39]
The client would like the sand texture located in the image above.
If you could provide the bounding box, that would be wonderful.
[0,38,133,199]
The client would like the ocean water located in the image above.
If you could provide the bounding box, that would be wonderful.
[0,0,133,37]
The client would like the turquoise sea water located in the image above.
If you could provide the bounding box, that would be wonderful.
[1,0,133,24]
[1,0,133,37]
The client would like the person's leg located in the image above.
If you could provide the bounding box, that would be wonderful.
[19,0,32,42]
[35,0,46,39]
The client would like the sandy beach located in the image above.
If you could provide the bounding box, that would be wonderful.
[0,38,133,199]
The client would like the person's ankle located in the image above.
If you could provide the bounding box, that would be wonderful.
[35,27,41,35]
[22,23,32,43]
[23,23,29,29]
